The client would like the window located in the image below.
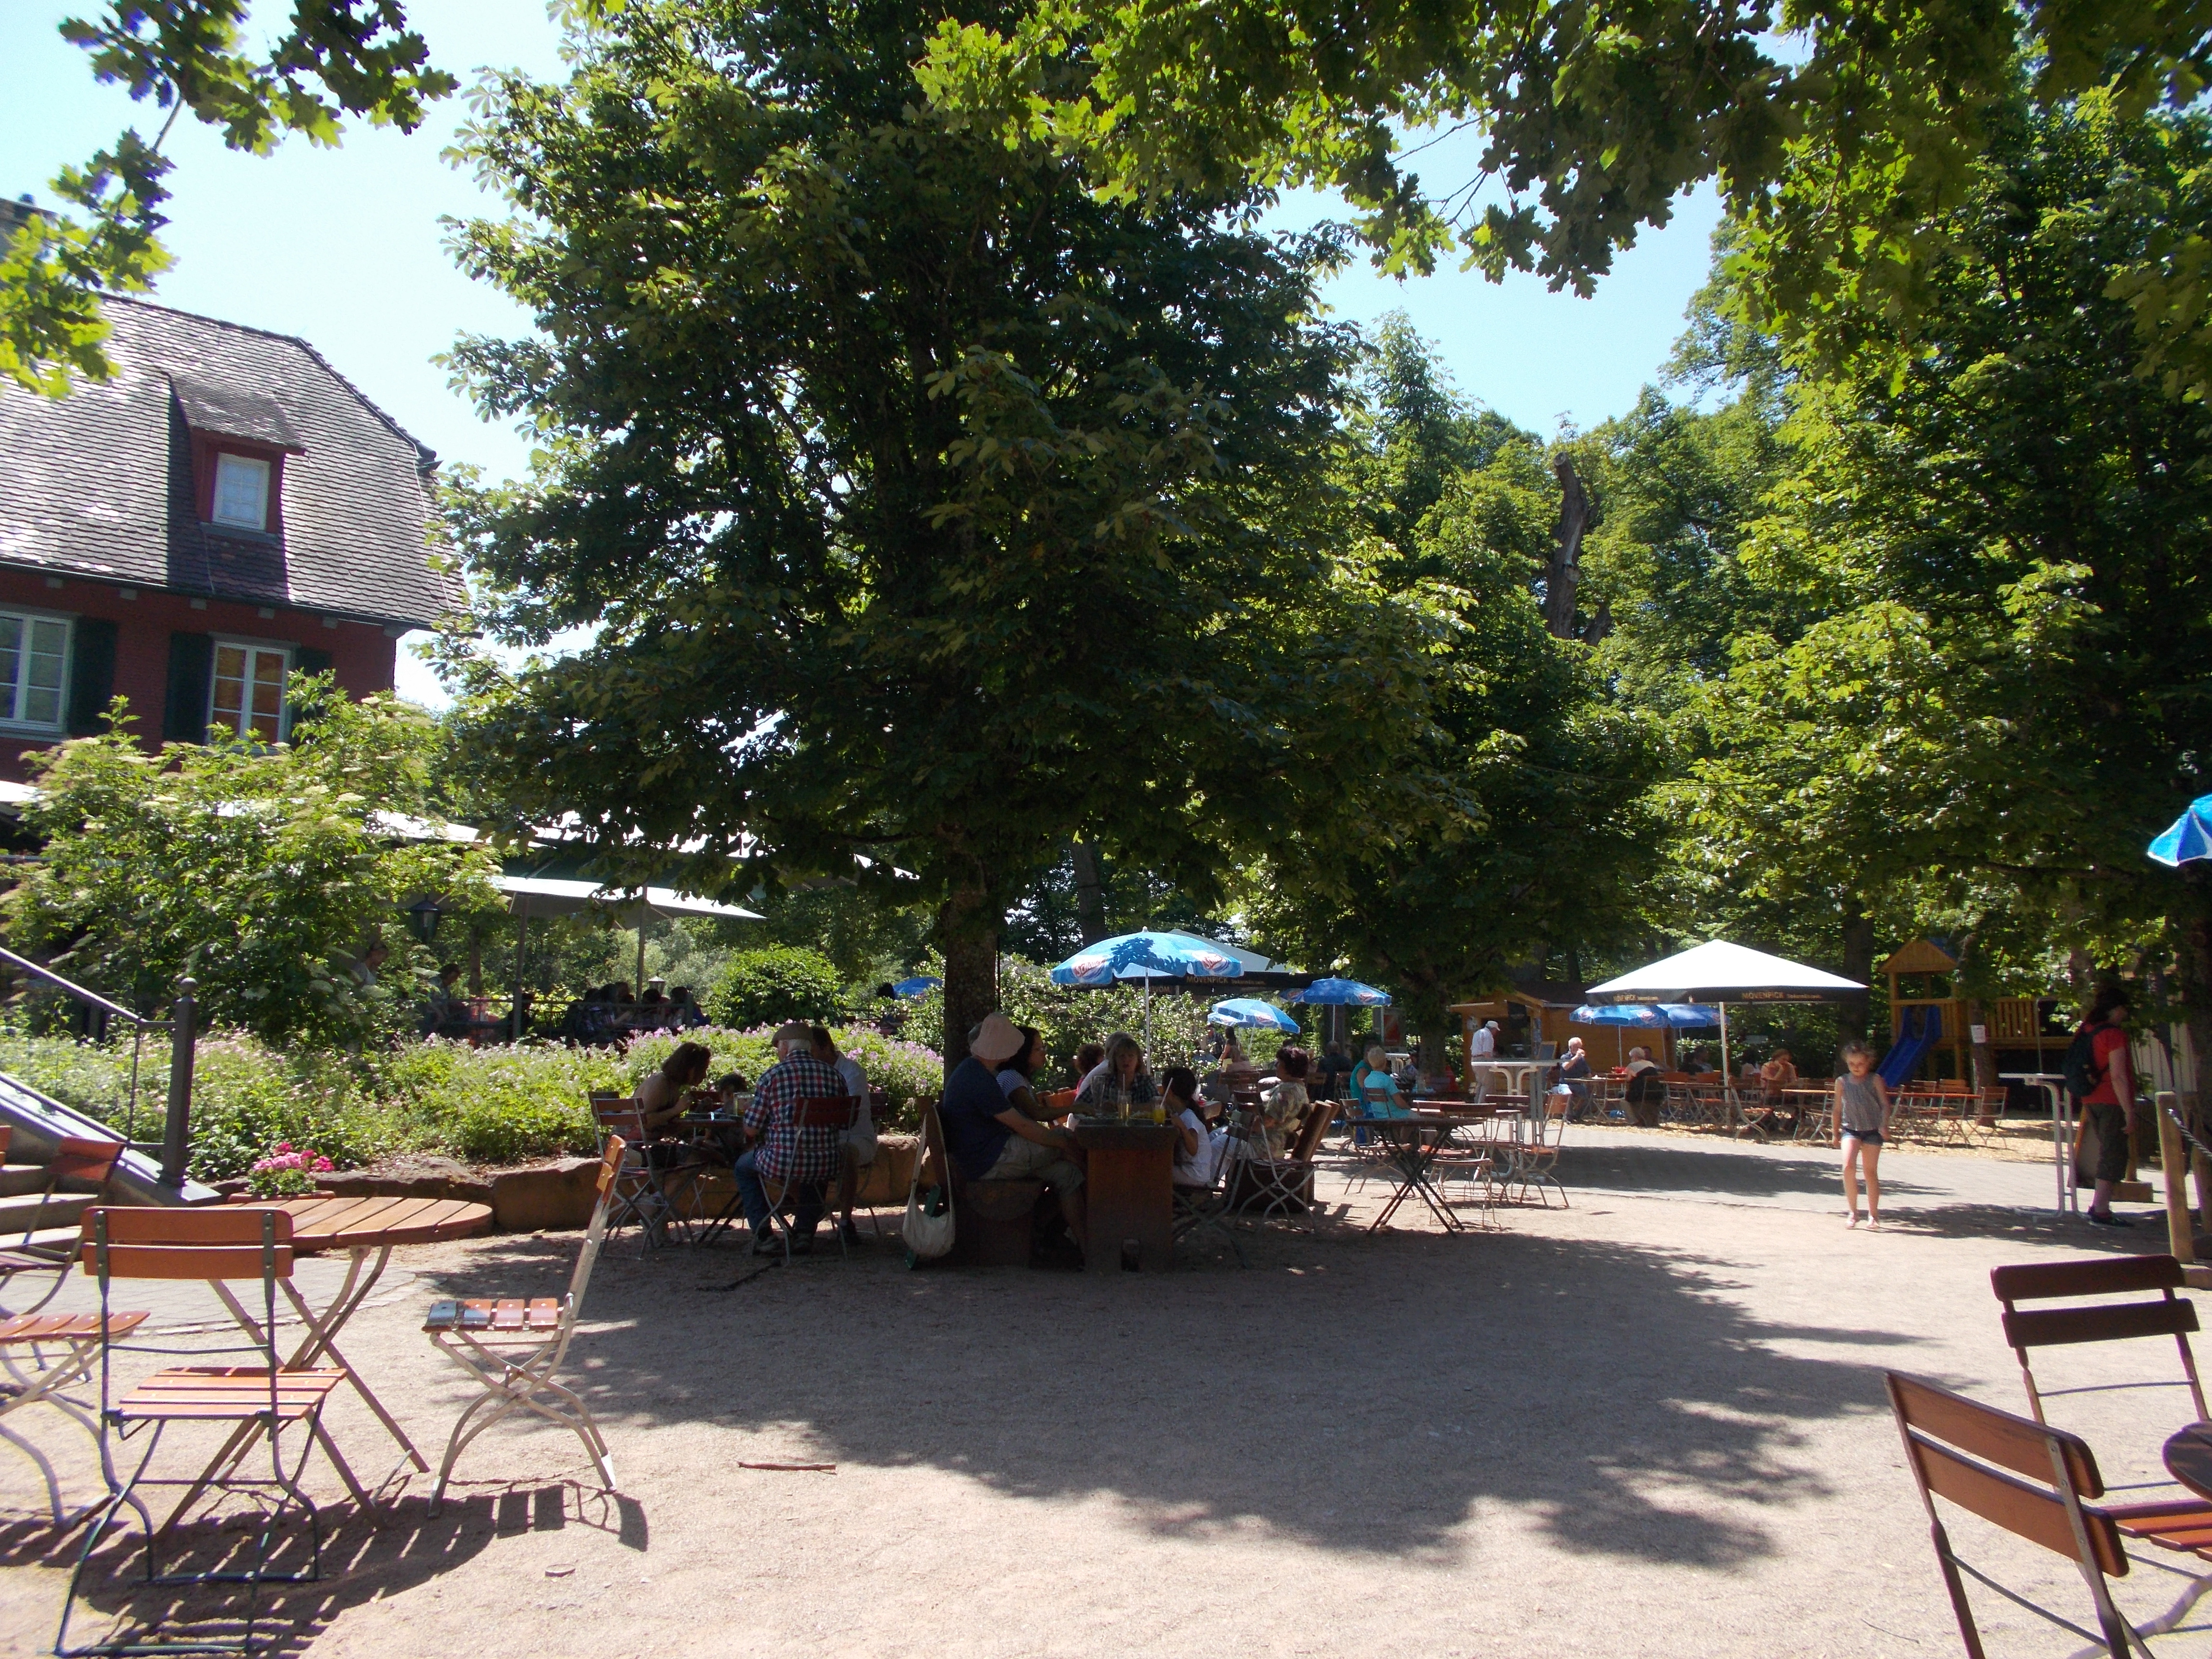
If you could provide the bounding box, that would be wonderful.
[209,641,289,743]
[0,612,70,731]
[210,453,271,529]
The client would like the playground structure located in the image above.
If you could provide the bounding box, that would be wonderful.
[1877,938,2062,1083]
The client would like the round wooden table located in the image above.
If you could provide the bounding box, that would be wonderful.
[203,1195,493,1491]
[2164,1421,2212,1499]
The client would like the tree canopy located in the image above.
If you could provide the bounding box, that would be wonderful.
[439,0,1452,1063]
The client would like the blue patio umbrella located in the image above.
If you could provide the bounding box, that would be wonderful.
[890,975,941,998]
[1049,931,1245,1060]
[1286,977,1392,1006]
[1570,1003,1719,1028]
[1208,998,1300,1033]
[2149,794,2212,866]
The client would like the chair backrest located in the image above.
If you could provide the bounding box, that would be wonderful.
[0,1124,10,1161]
[1043,1088,1077,1115]
[565,1136,625,1320]
[1287,1093,1334,1163]
[20,1137,120,1241]
[1887,1370,2135,1658]
[1991,1253,2207,1422]
[796,1095,859,1131]
[77,1205,297,1282]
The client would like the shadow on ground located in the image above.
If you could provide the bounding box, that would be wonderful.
[413,1217,1925,1575]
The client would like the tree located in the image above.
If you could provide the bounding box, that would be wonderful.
[438,0,1442,1069]
[1674,95,2212,1062]
[1247,327,1659,1063]
[5,683,498,1044]
[5,0,456,396]
[917,2,2212,392]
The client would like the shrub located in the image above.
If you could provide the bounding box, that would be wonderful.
[707,947,847,1028]
[364,1040,624,1164]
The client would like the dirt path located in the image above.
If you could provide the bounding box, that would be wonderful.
[0,1130,2188,1657]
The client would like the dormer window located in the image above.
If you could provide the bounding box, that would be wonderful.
[211,453,271,529]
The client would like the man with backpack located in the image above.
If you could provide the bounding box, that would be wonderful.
[2069,986,2140,1227]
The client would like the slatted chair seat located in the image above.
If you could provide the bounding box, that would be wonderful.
[424,1297,563,1334]
[0,1310,147,1344]
[117,1367,349,1423]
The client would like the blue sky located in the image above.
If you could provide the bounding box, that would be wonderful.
[1,1,1721,704]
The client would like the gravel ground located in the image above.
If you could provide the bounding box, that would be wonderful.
[0,1126,2200,1657]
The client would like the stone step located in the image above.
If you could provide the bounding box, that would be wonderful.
[0,1163,61,1198]
[0,1189,96,1236]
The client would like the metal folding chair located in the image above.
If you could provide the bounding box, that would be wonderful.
[1231,1095,1334,1234]
[422,1137,622,1515]
[758,1097,857,1263]
[0,1135,123,1319]
[0,1309,144,1527]
[1888,1370,2212,1656]
[1172,1110,1248,1267]
[57,1207,359,1659]
[1508,1094,1570,1207]
[592,1099,698,1251]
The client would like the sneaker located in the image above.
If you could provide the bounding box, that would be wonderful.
[2087,1210,2135,1228]
[1846,1213,1862,1228]
[750,1226,780,1255]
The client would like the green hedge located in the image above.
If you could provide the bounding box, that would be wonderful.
[0,1021,944,1180]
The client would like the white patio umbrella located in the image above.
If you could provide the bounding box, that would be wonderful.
[491,874,762,1038]
[1584,940,1866,1083]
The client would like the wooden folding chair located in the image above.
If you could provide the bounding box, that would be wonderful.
[592,1098,698,1250]
[1509,1092,1570,1208]
[1172,1110,1248,1267]
[57,1207,360,1659]
[1993,1254,2208,1431]
[1886,1370,2212,1658]
[422,1138,622,1515]
[759,1097,857,1263]
[1231,1091,1336,1234]
[0,1136,123,1318]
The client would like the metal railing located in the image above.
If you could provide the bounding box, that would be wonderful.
[0,945,196,1186]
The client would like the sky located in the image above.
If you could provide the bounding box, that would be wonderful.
[1,1,1722,708]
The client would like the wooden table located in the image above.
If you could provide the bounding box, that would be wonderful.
[1070,1121,1177,1274]
[195,1195,492,1499]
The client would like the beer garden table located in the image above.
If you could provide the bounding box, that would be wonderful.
[194,1195,493,1497]
[1069,1120,1177,1274]
[1362,1115,1498,1234]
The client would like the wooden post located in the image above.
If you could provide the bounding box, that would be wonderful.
[2158,1090,2196,1264]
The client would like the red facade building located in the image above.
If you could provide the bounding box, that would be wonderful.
[0,294,458,782]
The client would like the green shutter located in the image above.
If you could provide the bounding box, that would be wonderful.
[65,617,118,736]
[162,632,214,742]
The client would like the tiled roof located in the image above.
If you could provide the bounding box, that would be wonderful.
[0,296,463,628]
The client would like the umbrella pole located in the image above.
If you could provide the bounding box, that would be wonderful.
[1720,1003,1736,1130]
[1144,975,1153,1068]
[635,908,647,998]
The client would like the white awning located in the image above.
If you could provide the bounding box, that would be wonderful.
[1585,940,1865,1005]
[492,874,762,923]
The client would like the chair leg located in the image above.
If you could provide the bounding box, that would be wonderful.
[0,1413,68,1527]
[56,1428,161,1659]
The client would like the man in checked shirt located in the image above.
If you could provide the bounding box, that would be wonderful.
[735,1021,851,1253]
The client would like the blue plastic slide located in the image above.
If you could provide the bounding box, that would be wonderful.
[1879,1005,1941,1089]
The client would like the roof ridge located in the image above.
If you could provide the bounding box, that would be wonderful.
[105,293,438,471]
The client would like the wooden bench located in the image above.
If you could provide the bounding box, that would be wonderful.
[921,1103,1046,1267]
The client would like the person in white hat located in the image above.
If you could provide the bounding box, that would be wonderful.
[940,1011,1087,1258]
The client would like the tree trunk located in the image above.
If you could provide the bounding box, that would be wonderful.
[1069,838,1108,944]
[937,888,1000,1078]
[1838,900,1876,1045]
[1547,455,1592,640]
[1580,599,1613,646]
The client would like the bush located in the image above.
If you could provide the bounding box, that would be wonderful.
[707,947,848,1028]
[363,1040,625,1165]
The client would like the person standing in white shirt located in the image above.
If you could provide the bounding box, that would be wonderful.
[1468,1018,1500,1104]
[811,1026,875,1245]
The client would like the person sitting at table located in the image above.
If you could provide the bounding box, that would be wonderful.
[1759,1048,1799,1098]
[419,962,470,1039]
[635,1041,713,1133]
[941,1012,1086,1255]
[1077,1032,1156,1113]
[1162,1067,1225,1188]
[1317,1041,1353,1102]
[1070,1041,1105,1094]
[733,1023,848,1254]
[1680,1049,1715,1077]
[1259,1047,1312,1155]
[1352,1045,1412,1118]
[666,985,705,1027]
[1559,1037,1594,1109]
[996,1025,1051,1118]
[1623,1046,1667,1127]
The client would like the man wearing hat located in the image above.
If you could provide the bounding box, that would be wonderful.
[941,1011,1087,1257]
[734,1020,852,1253]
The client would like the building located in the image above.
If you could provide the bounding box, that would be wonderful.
[0,290,457,781]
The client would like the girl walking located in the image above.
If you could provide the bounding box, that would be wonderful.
[1835,1040,1892,1228]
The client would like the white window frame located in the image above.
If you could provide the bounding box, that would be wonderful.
[209,452,273,530]
[206,638,293,744]
[0,608,73,736]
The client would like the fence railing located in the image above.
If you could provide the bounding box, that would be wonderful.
[0,946,196,1186]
